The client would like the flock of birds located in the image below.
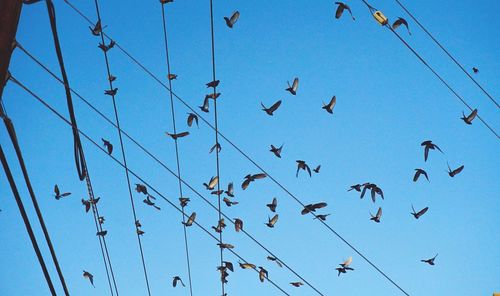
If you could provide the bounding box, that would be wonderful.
[40,0,483,292]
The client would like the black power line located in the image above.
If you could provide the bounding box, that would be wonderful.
[159,2,194,295]
[16,44,325,296]
[9,75,292,296]
[393,0,499,109]
[90,0,152,294]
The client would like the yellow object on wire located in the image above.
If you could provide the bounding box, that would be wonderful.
[373,10,388,26]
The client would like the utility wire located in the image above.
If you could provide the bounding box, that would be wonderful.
[9,75,292,296]
[16,44,325,295]
[90,0,152,294]
[393,0,499,109]
[0,144,57,296]
[0,93,70,295]
[159,2,194,295]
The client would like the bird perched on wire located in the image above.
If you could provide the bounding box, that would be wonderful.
[89,20,103,36]
[241,173,267,190]
[143,195,160,210]
[411,205,428,219]
[101,138,113,155]
[172,275,185,287]
[98,40,115,52]
[370,207,382,223]
[167,73,177,80]
[285,77,299,95]
[270,144,283,158]
[203,176,219,190]
[296,160,312,177]
[265,214,279,228]
[258,267,268,282]
[183,212,196,227]
[266,197,278,212]
[413,168,429,182]
[392,17,411,35]
[187,113,199,127]
[421,254,438,265]
[234,218,243,232]
[322,96,336,114]
[335,257,354,276]
[206,80,220,88]
[261,100,282,116]
[166,131,189,140]
[96,230,107,237]
[217,242,235,249]
[301,202,327,215]
[104,88,118,96]
[239,261,256,269]
[224,11,240,28]
[334,2,355,20]
[447,163,464,177]
[209,143,221,154]
[421,140,443,162]
[53,184,71,200]
[212,219,226,233]
[461,109,477,125]
[83,270,94,287]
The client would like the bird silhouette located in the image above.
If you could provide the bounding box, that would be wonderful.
[360,183,384,202]
[266,197,278,212]
[53,184,71,200]
[261,100,282,116]
[447,163,464,177]
[224,11,240,28]
[101,138,113,155]
[322,96,336,114]
[224,182,234,197]
[313,165,321,174]
[241,173,267,190]
[81,199,91,213]
[335,257,354,276]
[199,97,210,113]
[296,160,312,177]
[167,73,177,80]
[223,197,238,207]
[108,74,116,82]
[234,218,243,232]
[172,276,185,287]
[301,202,327,215]
[209,143,221,154]
[98,216,105,224]
[411,205,428,219]
[203,176,219,190]
[183,212,196,227]
[421,254,438,265]
[135,184,148,195]
[96,230,107,237]
[83,270,94,287]
[267,256,283,268]
[334,2,355,20]
[239,262,256,269]
[89,20,103,36]
[217,243,235,249]
[472,67,479,74]
[313,214,330,221]
[166,131,189,140]
[206,80,220,88]
[370,207,382,223]
[285,77,299,95]
[348,184,362,192]
[290,282,304,287]
[258,267,268,282]
[205,92,221,100]
[413,168,429,182]
[421,140,443,162]
[270,144,283,158]
[461,109,477,125]
[104,88,118,96]
[98,40,115,52]
[187,113,199,127]
[143,195,160,210]
[392,17,411,35]
[179,197,190,208]
[265,214,279,228]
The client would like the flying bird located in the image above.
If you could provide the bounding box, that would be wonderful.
[199,97,210,113]
[143,195,161,210]
[89,20,102,36]
[205,92,221,100]
[296,160,312,177]
[313,214,330,221]
[266,197,278,212]
[101,138,113,155]
[335,257,354,276]
[411,205,429,219]
[234,218,243,232]
[285,77,299,95]
[270,144,283,158]
[392,17,411,35]
[413,168,429,182]
[421,254,438,265]
[258,267,268,282]
[348,184,362,192]
[370,207,382,223]
[187,113,199,127]
[224,11,240,28]
[239,262,256,269]
[261,100,282,116]
[209,143,221,154]
[54,184,71,200]
[313,165,321,173]
[98,216,105,224]
[135,184,148,195]
[241,173,267,190]
[166,131,189,140]
[83,270,94,287]
[301,202,327,215]
[225,182,234,197]
[265,214,279,228]
[461,109,477,125]
[82,199,91,213]
[223,197,238,207]
[421,140,443,162]
[179,197,190,208]
[334,2,355,20]
[472,67,479,74]
[447,163,464,177]
[172,276,185,287]
[322,96,336,114]
[203,176,219,190]
[183,212,196,227]
[267,256,283,268]
[206,80,220,88]
[290,282,304,287]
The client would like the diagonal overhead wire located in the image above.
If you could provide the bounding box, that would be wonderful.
[90,0,152,294]
[159,2,194,295]
[9,75,292,296]
[16,43,325,296]
[393,0,499,109]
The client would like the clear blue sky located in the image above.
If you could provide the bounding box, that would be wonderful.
[1,0,499,295]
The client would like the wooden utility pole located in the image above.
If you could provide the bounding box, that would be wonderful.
[0,0,22,101]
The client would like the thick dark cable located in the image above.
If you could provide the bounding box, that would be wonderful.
[0,144,57,296]
[9,76,292,296]
[207,1,225,294]
[16,45,325,295]
[0,104,70,295]
[160,3,194,295]
[393,0,499,109]
[90,0,153,294]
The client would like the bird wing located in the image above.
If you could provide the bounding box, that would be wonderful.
[335,3,344,19]
[417,207,428,217]
[329,96,336,109]
[230,11,240,24]
[292,78,299,92]
[343,256,352,267]
[453,165,464,175]
[241,178,250,190]
[468,109,477,121]
[305,164,312,177]
[376,207,382,218]
[253,173,267,179]
[208,176,219,189]
[413,169,420,182]
[270,214,279,226]
[424,146,429,161]
[269,100,282,112]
